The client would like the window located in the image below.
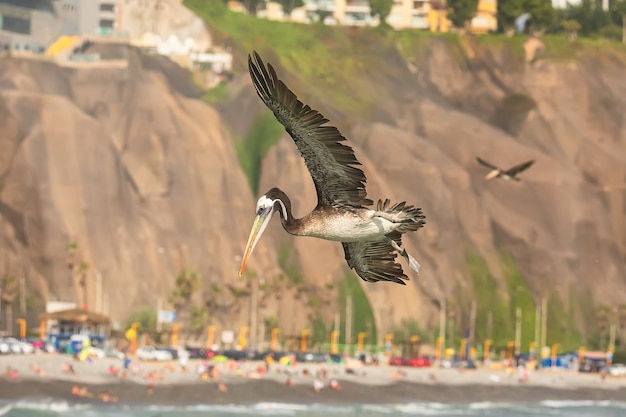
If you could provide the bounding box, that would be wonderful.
[100,4,115,12]
[0,15,31,35]
[99,19,114,28]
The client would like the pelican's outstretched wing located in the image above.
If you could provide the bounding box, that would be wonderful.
[341,237,410,285]
[248,51,372,208]
[505,160,535,176]
[476,157,500,171]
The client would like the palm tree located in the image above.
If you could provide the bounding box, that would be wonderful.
[1,275,18,335]
[169,268,201,335]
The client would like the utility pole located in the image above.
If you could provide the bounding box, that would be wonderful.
[439,299,446,361]
[609,322,616,350]
[249,274,258,349]
[514,307,522,356]
[103,293,109,316]
[486,309,493,341]
[344,295,353,357]
[19,267,26,317]
[156,297,163,332]
[469,301,477,345]
[541,297,548,351]
[534,302,540,352]
[95,271,102,313]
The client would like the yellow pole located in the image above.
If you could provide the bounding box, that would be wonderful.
[171,323,180,346]
[40,319,46,340]
[507,340,514,361]
[551,343,560,367]
[460,338,467,359]
[484,339,492,361]
[300,329,310,352]
[357,332,367,351]
[168,325,176,347]
[16,318,26,338]
[330,330,339,354]
[207,325,216,348]
[131,322,140,354]
[271,328,280,351]
[385,333,393,347]
[239,326,249,349]
[435,336,442,362]
[578,345,585,365]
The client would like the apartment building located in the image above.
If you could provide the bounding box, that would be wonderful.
[253,0,452,32]
[470,0,497,34]
[0,0,122,52]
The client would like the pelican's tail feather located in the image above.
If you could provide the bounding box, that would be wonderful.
[375,199,426,234]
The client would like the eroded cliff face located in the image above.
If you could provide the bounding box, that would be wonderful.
[1,36,625,343]
[0,46,279,331]
[244,38,626,340]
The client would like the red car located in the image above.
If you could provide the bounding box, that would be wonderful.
[389,356,432,367]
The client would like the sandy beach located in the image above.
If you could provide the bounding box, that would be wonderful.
[1,353,625,405]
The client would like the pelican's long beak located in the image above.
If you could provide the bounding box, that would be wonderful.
[238,206,274,277]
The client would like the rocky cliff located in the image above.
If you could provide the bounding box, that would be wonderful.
[1,33,625,347]
[0,45,281,335]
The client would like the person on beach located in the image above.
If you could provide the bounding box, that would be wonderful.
[313,377,324,393]
[329,379,342,391]
[390,369,406,381]
[30,363,46,377]
[5,366,19,380]
[78,385,93,398]
[217,380,228,392]
[62,362,75,375]
[98,391,118,403]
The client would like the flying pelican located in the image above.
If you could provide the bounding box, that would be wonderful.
[238,51,426,285]
[476,157,535,181]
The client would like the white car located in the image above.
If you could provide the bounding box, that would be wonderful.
[0,339,9,354]
[3,337,33,354]
[136,346,173,361]
[607,364,626,377]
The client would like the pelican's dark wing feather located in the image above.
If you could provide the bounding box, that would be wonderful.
[476,157,500,171]
[248,51,372,208]
[505,160,535,176]
[342,237,409,285]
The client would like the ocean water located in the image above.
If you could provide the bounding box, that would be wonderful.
[0,400,625,417]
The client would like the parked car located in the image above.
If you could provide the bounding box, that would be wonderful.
[579,359,607,373]
[1,337,34,354]
[389,356,432,367]
[25,338,55,353]
[296,352,329,363]
[440,358,476,369]
[185,346,209,359]
[220,349,251,361]
[136,346,173,361]
[0,338,11,354]
[607,364,626,377]
[103,345,125,360]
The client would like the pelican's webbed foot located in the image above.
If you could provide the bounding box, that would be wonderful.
[386,237,421,274]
